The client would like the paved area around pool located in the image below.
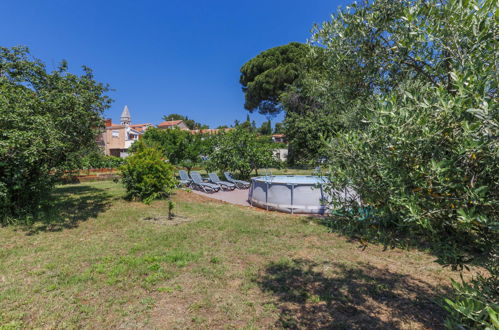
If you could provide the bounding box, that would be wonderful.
[191,188,251,207]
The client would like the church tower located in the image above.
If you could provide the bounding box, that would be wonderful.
[120,105,131,126]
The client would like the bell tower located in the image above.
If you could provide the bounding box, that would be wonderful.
[120,105,131,126]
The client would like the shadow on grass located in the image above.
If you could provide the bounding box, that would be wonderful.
[256,258,449,329]
[303,216,490,269]
[24,185,113,235]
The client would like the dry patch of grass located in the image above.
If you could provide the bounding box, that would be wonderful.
[0,181,471,329]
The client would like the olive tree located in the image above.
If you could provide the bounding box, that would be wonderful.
[311,1,497,326]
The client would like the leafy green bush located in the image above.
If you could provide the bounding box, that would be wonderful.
[120,148,177,203]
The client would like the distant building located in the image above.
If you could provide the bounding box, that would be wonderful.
[100,106,152,158]
[157,120,189,130]
[272,134,286,143]
[271,134,287,161]
[274,148,288,162]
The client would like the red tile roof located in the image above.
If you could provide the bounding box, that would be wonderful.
[129,124,152,132]
[130,124,152,127]
[157,120,184,127]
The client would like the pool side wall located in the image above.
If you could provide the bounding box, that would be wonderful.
[248,177,328,214]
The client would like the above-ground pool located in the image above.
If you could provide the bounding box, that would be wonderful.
[248,175,329,214]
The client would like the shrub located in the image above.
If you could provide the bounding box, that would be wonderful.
[120,148,177,203]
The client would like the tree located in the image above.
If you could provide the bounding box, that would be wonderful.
[251,120,257,132]
[130,127,211,172]
[314,0,498,238]
[240,42,310,116]
[207,127,280,178]
[179,133,209,174]
[240,41,345,164]
[273,122,284,134]
[0,46,111,223]
[120,148,177,204]
[310,1,498,326]
[162,113,208,130]
[258,120,272,136]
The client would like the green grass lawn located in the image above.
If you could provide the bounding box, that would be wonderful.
[0,181,465,328]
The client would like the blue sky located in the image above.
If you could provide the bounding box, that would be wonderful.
[1,0,346,128]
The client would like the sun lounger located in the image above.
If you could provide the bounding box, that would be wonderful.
[178,170,192,187]
[224,172,250,189]
[190,171,221,193]
[208,173,236,190]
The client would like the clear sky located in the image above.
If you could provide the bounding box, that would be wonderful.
[1,0,346,128]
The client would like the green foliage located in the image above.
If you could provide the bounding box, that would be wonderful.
[273,122,285,135]
[285,109,339,166]
[162,113,208,130]
[282,0,499,165]
[0,46,111,224]
[120,148,177,203]
[325,81,498,251]
[168,200,175,220]
[444,258,499,329]
[258,120,272,136]
[303,1,498,327]
[130,127,211,172]
[81,152,124,169]
[318,0,498,256]
[207,127,281,178]
[240,42,310,115]
[277,41,362,164]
